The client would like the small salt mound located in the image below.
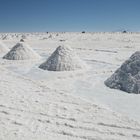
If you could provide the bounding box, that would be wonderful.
[0,42,9,53]
[39,45,86,71]
[3,42,40,60]
[20,39,25,42]
[105,51,140,94]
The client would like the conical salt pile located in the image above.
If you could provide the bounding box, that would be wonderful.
[3,42,40,60]
[39,45,86,71]
[105,51,140,94]
[0,42,9,53]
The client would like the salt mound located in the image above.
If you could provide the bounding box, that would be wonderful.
[39,45,86,71]
[0,42,9,53]
[105,51,140,94]
[3,42,40,60]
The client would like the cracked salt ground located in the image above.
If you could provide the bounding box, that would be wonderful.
[0,67,140,140]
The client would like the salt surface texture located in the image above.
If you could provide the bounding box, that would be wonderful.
[0,41,9,53]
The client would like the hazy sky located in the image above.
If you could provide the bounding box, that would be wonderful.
[0,0,140,32]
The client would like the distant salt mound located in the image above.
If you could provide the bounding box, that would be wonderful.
[39,45,86,71]
[3,42,40,60]
[0,42,9,53]
[20,39,25,42]
[105,51,140,94]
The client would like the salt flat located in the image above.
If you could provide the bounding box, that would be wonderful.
[0,32,140,139]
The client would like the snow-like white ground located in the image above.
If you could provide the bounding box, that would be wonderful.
[0,32,140,139]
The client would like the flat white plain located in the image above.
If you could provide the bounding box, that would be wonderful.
[0,32,140,140]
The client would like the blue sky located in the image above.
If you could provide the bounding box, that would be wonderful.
[0,0,140,32]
